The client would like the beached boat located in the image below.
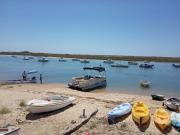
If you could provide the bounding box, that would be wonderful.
[128,61,138,65]
[111,63,129,68]
[171,112,180,128]
[0,126,20,135]
[38,57,48,62]
[140,80,151,88]
[58,57,67,62]
[68,66,106,91]
[27,95,75,114]
[132,101,150,125]
[139,64,154,68]
[72,58,80,61]
[172,64,180,68]
[164,98,180,111]
[80,59,90,63]
[154,108,171,131]
[108,103,132,123]
[1,78,37,85]
[151,94,165,101]
[103,59,114,64]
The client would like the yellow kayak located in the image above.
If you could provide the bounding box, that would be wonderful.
[154,108,171,131]
[132,101,150,125]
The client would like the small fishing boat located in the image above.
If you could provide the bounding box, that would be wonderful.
[151,94,165,101]
[171,112,180,128]
[27,95,75,114]
[139,64,154,68]
[103,59,114,64]
[72,58,80,61]
[68,66,106,91]
[140,80,151,88]
[154,108,171,131]
[164,98,180,111]
[128,61,138,65]
[38,57,48,62]
[0,126,20,135]
[58,57,67,62]
[23,56,30,60]
[108,103,132,123]
[111,63,129,68]
[132,101,150,125]
[80,59,90,63]
[172,64,180,68]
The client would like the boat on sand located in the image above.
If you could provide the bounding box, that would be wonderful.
[171,112,180,128]
[151,94,165,101]
[164,98,180,111]
[27,95,75,114]
[0,126,20,135]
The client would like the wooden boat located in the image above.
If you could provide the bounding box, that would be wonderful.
[154,108,171,131]
[80,59,90,63]
[132,101,150,125]
[172,64,180,68]
[140,80,151,88]
[139,64,154,68]
[0,126,20,135]
[103,59,114,64]
[27,95,75,114]
[111,63,129,68]
[128,61,138,65]
[108,103,132,123]
[68,67,106,91]
[151,94,165,101]
[164,98,180,111]
[38,57,48,62]
[171,112,180,128]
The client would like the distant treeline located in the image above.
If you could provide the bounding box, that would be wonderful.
[0,51,180,63]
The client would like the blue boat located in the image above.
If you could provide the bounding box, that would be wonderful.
[108,103,132,123]
[171,112,180,128]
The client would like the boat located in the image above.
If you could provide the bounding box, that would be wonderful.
[11,55,17,58]
[140,80,151,88]
[28,56,34,59]
[23,56,30,60]
[108,103,132,123]
[80,59,90,63]
[111,63,129,68]
[68,66,107,91]
[151,94,165,101]
[132,101,150,125]
[164,98,180,111]
[144,61,150,63]
[154,108,171,131]
[0,126,20,135]
[72,58,80,61]
[128,61,138,65]
[139,64,154,68]
[103,59,114,64]
[171,112,180,128]
[1,78,37,85]
[58,57,67,62]
[172,64,180,68]
[27,95,75,114]
[27,70,38,74]
[38,57,48,62]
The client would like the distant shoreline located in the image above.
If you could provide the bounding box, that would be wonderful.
[0,51,180,63]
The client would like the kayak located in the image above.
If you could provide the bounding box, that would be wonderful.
[154,108,171,131]
[108,103,132,123]
[171,112,180,128]
[132,101,150,125]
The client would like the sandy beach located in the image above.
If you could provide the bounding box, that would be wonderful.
[0,83,179,135]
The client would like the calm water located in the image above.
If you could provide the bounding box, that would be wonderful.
[0,55,180,97]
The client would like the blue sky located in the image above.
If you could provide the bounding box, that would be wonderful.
[0,0,180,57]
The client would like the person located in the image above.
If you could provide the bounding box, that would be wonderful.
[40,74,42,84]
[22,71,27,81]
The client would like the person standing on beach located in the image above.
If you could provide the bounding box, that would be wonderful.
[22,71,27,81]
[40,74,42,84]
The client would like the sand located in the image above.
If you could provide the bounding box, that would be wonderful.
[0,84,179,135]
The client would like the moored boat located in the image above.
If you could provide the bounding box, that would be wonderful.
[80,59,90,63]
[58,57,67,62]
[154,108,171,131]
[128,61,138,65]
[171,112,180,128]
[23,56,30,60]
[140,80,151,88]
[111,63,129,68]
[72,58,80,61]
[172,64,180,68]
[103,59,114,64]
[38,57,48,62]
[139,64,154,68]
[108,103,132,123]
[0,126,20,135]
[164,98,180,111]
[132,101,150,125]
[27,95,75,114]
[151,94,165,101]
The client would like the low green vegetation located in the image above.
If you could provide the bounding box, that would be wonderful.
[0,106,11,114]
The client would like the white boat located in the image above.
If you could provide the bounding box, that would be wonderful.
[80,59,90,63]
[38,57,48,62]
[103,59,114,64]
[172,63,180,68]
[0,126,20,135]
[23,56,30,60]
[58,57,67,62]
[68,67,107,91]
[27,70,38,74]
[27,95,75,114]
[111,63,129,68]
[140,80,151,87]
[108,103,132,123]
[171,112,180,128]
[128,61,138,65]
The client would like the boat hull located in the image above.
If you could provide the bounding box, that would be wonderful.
[171,112,180,128]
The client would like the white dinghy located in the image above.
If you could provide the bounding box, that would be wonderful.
[27,95,75,114]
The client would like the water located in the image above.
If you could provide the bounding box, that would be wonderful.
[0,55,180,97]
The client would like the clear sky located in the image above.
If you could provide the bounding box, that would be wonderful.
[0,0,180,57]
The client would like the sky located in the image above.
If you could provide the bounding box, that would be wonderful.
[0,0,180,57]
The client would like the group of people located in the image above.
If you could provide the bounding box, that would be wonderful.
[22,71,43,84]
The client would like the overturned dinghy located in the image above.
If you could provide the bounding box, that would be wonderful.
[0,126,20,135]
[108,103,132,123]
[68,66,106,91]
[164,98,180,111]
[27,95,75,114]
